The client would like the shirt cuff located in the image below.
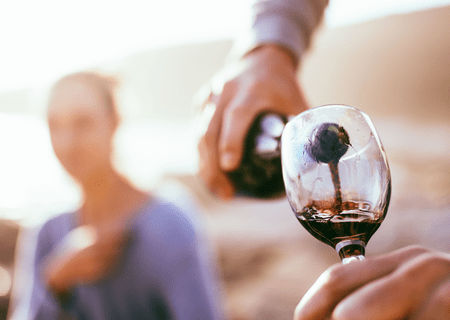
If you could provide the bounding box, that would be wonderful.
[228,0,329,66]
[229,14,307,66]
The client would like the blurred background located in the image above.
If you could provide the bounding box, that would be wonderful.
[1,0,450,318]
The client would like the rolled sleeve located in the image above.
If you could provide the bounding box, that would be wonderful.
[231,0,329,65]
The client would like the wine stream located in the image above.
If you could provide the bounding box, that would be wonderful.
[328,160,342,212]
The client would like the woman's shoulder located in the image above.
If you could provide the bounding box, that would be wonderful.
[35,211,77,260]
[38,212,76,239]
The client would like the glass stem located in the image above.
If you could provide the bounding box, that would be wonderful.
[336,239,366,264]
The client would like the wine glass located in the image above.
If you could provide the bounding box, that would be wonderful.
[281,105,391,264]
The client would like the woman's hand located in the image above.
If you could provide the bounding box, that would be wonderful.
[196,44,310,199]
[294,245,450,320]
[45,221,130,295]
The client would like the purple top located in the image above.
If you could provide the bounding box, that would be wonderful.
[29,198,222,320]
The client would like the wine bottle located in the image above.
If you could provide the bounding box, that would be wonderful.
[227,112,289,198]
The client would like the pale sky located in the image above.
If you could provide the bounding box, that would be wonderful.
[1,0,450,93]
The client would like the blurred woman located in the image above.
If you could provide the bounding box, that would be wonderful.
[29,72,222,319]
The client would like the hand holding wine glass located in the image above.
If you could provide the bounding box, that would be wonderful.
[293,245,450,320]
[281,105,391,263]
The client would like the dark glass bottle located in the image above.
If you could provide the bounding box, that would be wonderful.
[227,112,289,198]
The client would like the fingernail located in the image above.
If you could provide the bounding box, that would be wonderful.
[220,152,237,171]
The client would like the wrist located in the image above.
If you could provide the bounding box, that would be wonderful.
[245,44,298,70]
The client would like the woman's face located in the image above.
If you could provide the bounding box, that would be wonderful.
[47,79,117,181]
